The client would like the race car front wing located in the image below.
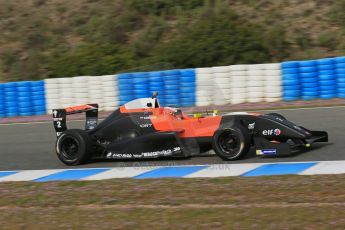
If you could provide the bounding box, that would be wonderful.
[254,130,328,156]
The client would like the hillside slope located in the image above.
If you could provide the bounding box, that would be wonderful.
[0,0,344,81]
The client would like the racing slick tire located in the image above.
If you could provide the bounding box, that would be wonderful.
[56,129,93,165]
[212,126,251,160]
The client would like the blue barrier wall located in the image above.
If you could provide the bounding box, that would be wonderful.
[118,68,196,107]
[0,80,46,117]
[281,61,300,101]
[336,56,345,98]
[282,56,345,101]
[179,69,196,107]
[1,56,345,118]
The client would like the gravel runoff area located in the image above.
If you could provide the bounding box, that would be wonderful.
[1,98,345,124]
[2,174,345,229]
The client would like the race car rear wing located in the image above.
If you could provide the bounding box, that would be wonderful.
[52,104,98,137]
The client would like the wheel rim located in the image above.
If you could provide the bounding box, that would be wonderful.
[60,136,79,160]
[218,131,241,156]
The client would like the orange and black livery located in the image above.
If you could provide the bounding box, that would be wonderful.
[53,93,328,166]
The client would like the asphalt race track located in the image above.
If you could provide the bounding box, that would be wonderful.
[0,107,344,171]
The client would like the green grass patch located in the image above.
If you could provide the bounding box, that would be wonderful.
[2,174,345,229]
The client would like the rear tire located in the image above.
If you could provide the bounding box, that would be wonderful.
[56,129,93,165]
[212,126,251,160]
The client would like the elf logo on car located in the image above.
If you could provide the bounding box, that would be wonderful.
[274,129,281,135]
[262,129,281,136]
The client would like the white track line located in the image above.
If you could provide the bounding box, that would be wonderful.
[83,167,158,180]
[0,169,62,182]
[3,161,345,182]
[185,163,260,178]
[300,161,345,175]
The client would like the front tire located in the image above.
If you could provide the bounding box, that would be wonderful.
[56,129,93,165]
[212,127,251,160]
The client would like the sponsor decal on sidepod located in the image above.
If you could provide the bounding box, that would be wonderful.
[256,149,277,155]
[106,147,181,159]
